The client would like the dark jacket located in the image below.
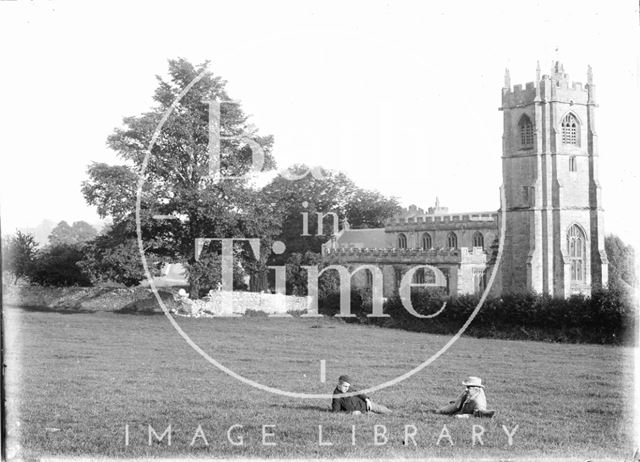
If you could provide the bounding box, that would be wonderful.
[331,386,369,413]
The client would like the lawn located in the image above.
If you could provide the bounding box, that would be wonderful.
[3,305,636,460]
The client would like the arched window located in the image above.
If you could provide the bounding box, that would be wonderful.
[561,113,579,145]
[569,156,577,172]
[397,233,407,249]
[473,268,486,294]
[422,233,432,249]
[518,115,534,147]
[394,268,403,289]
[414,268,425,284]
[447,232,457,249]
[365,270,373,288]
[472,231,484,248]
[567,225,586,282]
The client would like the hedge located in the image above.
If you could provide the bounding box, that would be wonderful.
[319,287,637,345]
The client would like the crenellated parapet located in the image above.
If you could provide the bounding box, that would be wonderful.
[325,247,458,257]
[386,211,497,227]
[501,61,594,110]
[323,246,488,264]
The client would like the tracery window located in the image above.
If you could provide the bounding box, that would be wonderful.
[397,233,407,249]
[473,268,486,294]
[519,115,534,147]
[422,233,432,249]
[365,270,373,288]
[472,231,484,249]
[561,113,579,145]
[447,232,457,249]
[567,225,586,282]
[394,268,403,289]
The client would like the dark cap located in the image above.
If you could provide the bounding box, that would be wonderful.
[338,375,352,384]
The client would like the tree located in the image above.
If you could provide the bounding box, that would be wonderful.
[48,221,75,246]
[261,165,356,263]
[605,234,636,291]
[71,221,98,244]
[81,164,139,223]
[261,164,400,264]
[48,220,98,247]
[2,231,38,283]
[345,188,401,229]
[81,58,278,294]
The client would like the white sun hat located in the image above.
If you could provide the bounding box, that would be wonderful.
[462,376,484,388]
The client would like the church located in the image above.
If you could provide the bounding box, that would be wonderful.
[322,62,608,298]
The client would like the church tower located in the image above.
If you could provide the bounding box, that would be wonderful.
[500,62,608,297]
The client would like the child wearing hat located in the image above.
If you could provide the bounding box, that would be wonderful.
[331,374,392,415]
[433,376,495,418]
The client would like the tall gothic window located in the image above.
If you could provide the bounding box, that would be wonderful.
[447,232,457,249]
[561,113,579,145]
[472,231,484,249]
[414,268,425,284]
[473,268,486,294]
[365,270,373,288]
[440,268,450,295]
[394,268,403,289]
[422,232,432,249]
[567,225,586,282]
[397,233,407,249]
[519,115,534,148]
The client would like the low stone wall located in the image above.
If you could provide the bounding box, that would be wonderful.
[178,291,312,316]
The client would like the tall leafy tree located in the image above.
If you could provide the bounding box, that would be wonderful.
[71,221,98,244]
[48,221,75,246]
[2,231,38,283]
[261,165,356,262]
[261,164,400,264]
[48,220,98,247]
[345,188,401,229]
[605,234,636,291]
[82,59,278,293]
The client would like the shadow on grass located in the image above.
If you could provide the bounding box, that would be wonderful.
[113,306,164,316]
[271,403,331,413]
[6,304,96,315]
[113,291,176,316]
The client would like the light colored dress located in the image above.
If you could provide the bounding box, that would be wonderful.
[436,387,487,415]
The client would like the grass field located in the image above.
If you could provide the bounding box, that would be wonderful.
[3,305,636,460]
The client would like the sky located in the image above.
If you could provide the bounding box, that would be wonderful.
[1,0,639,248]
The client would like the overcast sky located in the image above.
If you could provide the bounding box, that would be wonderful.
[1,0,639,248]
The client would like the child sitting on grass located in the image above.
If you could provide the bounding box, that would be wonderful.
[331,375,392,415]
[432,376,495,418]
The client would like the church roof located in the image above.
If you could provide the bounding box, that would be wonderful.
[334,227,387,248]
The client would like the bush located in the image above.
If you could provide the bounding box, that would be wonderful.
[318,288,366,319]
[79,238,158,287]
[321,287,636,345]
[29,244,91,287]
[77,221,164,287]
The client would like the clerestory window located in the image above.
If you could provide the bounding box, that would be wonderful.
[447,232,457,249]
